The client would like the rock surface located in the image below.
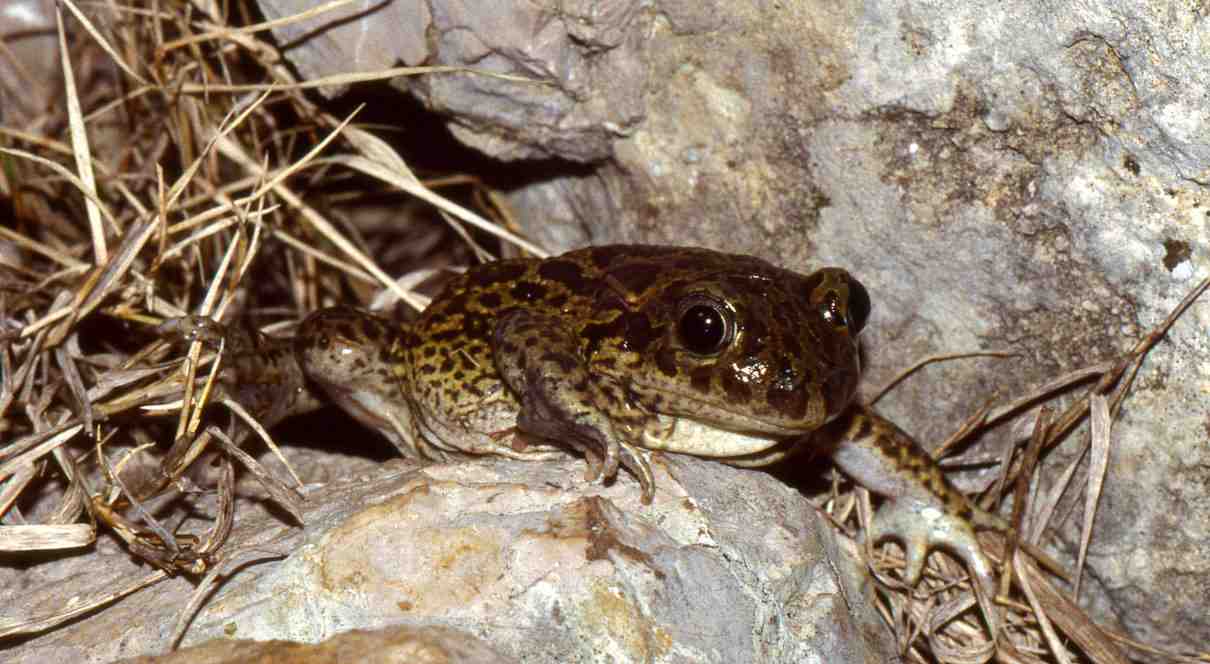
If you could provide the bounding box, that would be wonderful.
[118,624,513,664]
[0,0,59,128]
[4,450,895,664]
[256,0,647,162]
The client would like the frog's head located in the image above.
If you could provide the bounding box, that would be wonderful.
[616,258,870,439]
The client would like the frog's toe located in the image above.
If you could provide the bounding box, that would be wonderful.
[577,433,619,485]
[556,434,603,482]
[618,444,655,504]
[159,315,230,347]
[864,497,1000,639]
[597,437,622,482]
[582,447,606,482]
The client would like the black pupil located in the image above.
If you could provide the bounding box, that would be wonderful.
[679,305,727,354]
[848,281,871,333]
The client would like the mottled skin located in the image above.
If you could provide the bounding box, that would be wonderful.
[206,245,1008,632]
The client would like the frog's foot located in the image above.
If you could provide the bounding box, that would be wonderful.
[863,497,1000,640]
[558,432,607,484]
[159,314,223,345]
[510,378,656,500]
[409,428,450,462]
[565,426,653,503]
[158,315,257,353]
[593,428,623,484]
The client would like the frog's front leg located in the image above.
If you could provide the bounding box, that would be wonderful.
[492,308,658,503]
[821,405,1003,636]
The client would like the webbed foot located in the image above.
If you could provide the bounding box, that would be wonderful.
[863,497,1000,640]
[826,406,1003,639]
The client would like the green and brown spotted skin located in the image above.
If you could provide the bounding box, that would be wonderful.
[290,245,882,500]
[411,245,862,426]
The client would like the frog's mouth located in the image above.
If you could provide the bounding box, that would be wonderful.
[626,379,826,456]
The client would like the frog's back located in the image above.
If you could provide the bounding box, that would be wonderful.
[406,249,601,433]
[411,244,788,359]
[406,246,759,421]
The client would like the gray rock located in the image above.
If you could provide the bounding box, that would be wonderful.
[118,624,514,664]
[0,0,59,128]
[255,0,430,94]
[3,452,894,664]
[257,0,647,162]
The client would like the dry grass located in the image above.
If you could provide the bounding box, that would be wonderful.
[1,0,530,645]
[0,2,1206,663]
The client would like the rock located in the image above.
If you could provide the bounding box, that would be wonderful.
[0,0,59,128]
[117,624,512,664]
[4,451,894,663]
[256,0,647,162]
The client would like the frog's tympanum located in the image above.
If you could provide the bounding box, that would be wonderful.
[212,245,1008,632]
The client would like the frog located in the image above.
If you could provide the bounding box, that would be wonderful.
[187,244,1010,633]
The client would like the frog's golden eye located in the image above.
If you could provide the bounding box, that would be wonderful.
[677,298,732,355]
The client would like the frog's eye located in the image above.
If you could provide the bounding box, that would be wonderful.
[677,298,732,355]
[819,278,871,334]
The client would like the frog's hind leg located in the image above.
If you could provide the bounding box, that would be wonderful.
[158,315,328,481]
[493,309,658,502]
[163,315,328,430]
[823,405,1002,639]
